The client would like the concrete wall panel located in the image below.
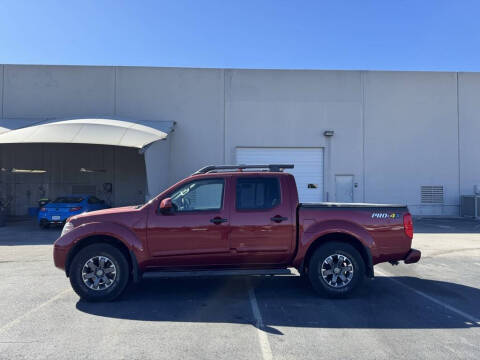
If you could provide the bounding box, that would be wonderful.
[144,138,170,199]
[364,71,459,215]
[226,69,364,202]
[458,73,480,196]
[3,65,115,118]
[0,65,3,118]
[115,67,224,183]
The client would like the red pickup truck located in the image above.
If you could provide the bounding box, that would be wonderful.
[53,164,420,302]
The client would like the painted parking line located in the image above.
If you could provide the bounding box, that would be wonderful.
[247,280,273,360]
[0,288,72,334]
[376,269,480,326]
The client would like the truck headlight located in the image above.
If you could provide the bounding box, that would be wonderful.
[61,221,74,236]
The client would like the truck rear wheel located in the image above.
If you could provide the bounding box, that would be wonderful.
[69,243,130,302]
[308,242,365,298]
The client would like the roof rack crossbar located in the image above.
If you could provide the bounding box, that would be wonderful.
[192,164,294,175]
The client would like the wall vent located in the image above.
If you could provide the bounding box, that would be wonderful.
[421,186,444,204]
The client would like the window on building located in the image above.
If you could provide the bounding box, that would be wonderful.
[170,179,224,212]
[236,177,281,210]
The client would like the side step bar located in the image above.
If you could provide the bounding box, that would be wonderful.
[142,268,296,279]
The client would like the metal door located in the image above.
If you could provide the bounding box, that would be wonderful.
[335,175,354,203]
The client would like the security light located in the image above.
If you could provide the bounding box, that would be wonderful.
[323,130,335,137]
[80,168,106,173]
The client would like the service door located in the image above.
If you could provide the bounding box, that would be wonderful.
[335,175,354,203]
[236,147,324,202]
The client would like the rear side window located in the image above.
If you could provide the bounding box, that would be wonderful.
[236,177,281,210]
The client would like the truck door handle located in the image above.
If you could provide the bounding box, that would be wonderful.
[271,215,288,223]
[210,217,228,225]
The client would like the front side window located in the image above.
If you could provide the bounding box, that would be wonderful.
[170,179,224,212]
[236,177,281,210]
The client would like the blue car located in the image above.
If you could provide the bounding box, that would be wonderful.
[38,195,108,228]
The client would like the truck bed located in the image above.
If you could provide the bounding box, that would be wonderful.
[296,202,413,268]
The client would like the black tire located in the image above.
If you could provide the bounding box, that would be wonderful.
[39,220,49,229]
[308,242,365,298]
[69,243,130,302]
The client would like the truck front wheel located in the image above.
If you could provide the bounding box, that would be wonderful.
[308,242,365,298]
[69,243,130,302]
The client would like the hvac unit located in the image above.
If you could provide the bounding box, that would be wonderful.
[460,196,480,218]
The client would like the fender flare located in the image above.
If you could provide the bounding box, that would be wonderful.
[295,219,376,278]
[64,222,145,280]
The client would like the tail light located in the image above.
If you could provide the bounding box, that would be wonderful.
[40,207,46,212]
[403,213,414,239]
[69,207,82,212]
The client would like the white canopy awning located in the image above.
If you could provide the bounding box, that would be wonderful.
[0,118,171,149]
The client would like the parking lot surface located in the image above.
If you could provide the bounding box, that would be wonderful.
[0,218,479,360]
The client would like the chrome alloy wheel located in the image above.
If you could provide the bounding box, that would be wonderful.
[320,254,354,288]
[81,256,117,291]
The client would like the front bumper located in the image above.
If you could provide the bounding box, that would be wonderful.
[53,245,67,270]
[404,248,421,264]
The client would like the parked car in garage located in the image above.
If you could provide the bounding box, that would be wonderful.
[38,195,108,228]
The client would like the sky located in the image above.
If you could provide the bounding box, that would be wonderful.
[0,0,479,71]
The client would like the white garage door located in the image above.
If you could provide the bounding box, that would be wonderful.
[236,147,324,203]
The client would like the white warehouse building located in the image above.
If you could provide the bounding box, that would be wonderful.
[0,64,479,216]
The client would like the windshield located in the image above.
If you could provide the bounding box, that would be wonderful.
[52,197,84,204]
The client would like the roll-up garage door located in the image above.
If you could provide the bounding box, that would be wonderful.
[236,147,324,202]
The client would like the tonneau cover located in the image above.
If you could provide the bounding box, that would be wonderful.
[300,202,407,210]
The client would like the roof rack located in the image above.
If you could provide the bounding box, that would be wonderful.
[192,164,294,175]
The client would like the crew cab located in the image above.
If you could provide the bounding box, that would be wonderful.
[53,164,421,302]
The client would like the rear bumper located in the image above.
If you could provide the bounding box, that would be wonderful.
[39,214,69,222]
[39,210,82,222]
[41,220,66,226]
[404,248,421,264]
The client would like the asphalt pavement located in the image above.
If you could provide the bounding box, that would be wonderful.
[0,218,479,360]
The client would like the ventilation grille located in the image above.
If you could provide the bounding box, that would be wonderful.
[421,186,444,204]
[72,185,96,195]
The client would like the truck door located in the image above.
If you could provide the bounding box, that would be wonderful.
[228,175,295,265]
[146,176,232,268]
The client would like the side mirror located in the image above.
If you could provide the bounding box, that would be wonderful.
[159,197,173,214]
